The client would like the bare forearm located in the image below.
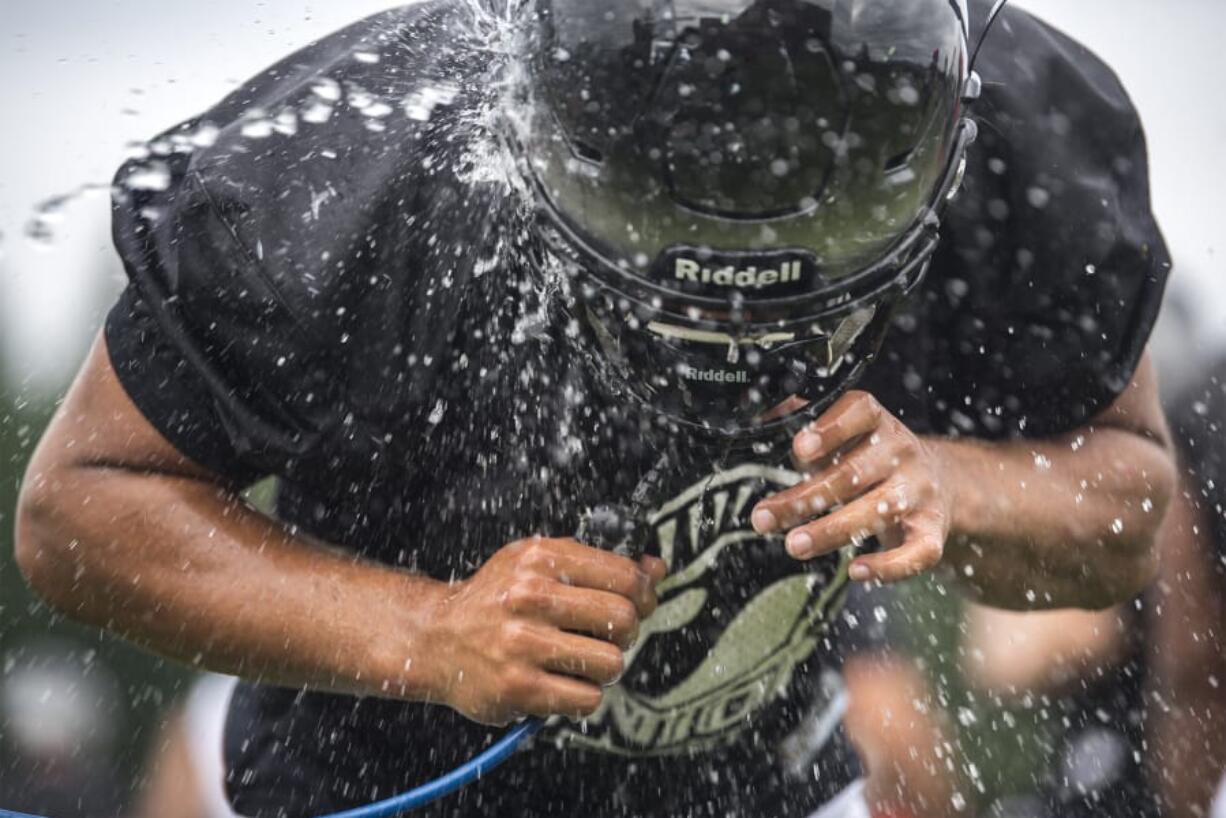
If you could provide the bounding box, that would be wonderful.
[1149,487,1226,817]
[935,427,1173,610]
[16,465,442,700]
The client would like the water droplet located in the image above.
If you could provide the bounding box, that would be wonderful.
[362,102,394,119]
[428,401,448,426]
[122,161,172,191]
[241,118,275,140]
[403,83,460,122]
[1026,186,1051,208]
[312,79,342,101]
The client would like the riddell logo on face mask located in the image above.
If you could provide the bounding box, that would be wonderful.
[674,258,804,290]
[681,366,750,385]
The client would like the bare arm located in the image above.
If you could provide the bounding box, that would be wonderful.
[15,336,431,699]
[960,603,1127,694]
[131,706,209,818]
[844,655,965,818]
[1148,483,1226,818]
[753,354,1174,611]
[940,355,1174,610]
[15,334,663,723]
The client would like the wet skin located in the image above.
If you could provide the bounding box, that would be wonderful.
[751,356,1175,609]
[13,335,1174,735]
[15,335,666,727]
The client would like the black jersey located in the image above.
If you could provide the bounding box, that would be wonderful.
[104,2,1169,815]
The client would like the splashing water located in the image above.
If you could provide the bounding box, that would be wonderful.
[23,183,112,247]
[18,0,533,262]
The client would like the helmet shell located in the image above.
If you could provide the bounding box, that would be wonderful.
[517,0,973,436]
[525,0,969,300]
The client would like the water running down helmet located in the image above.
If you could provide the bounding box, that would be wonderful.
[518,0,982,437]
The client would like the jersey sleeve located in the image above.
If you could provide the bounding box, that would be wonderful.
[106,141,345,484]
[103,3,479,483]
[922,3,1172,439]
[105,286,265,486]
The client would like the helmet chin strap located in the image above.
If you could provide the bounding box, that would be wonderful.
[971,0,1012,74]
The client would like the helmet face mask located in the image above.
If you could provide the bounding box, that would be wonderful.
[516,0,975,437]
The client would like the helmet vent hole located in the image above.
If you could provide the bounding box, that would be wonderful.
[570,139,606,166]
[884,149,915,175]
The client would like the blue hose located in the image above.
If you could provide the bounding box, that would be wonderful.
[315,498,654,818]
[316,718,543,818]
[0,720,541,818]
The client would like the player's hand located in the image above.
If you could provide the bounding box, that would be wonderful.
[423,537,667,726]
[750,391,953,585]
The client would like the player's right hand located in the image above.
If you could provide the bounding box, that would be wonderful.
[422,537,667,726]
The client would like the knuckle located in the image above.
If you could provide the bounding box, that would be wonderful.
[906,477,931,502]
[923,537,946,563]
[602,648,626,683]
[612,598,640,632]
[577,688,604,717]
[519,541,557,573]
[861,393,884,419]
[613,565,644,600]
[780,489,809,518]
[504,577,548,613]
[881,476,908,505]
[797,481,831,514]
[841,457,866,486]
[639,587,659,618]
[501,620,535,651]
[503,665,534,699]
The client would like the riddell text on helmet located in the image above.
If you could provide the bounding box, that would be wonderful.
[680,366,751,385]
[674,258,804,290]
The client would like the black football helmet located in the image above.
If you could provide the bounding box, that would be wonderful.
[516,0,983,436]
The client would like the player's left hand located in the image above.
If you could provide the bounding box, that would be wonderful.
[750,391,954,584]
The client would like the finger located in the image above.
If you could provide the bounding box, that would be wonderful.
[784,479,912,561]
[755,441,895,532]
[522,539,658,618]
[848,516,947,584]
[517,670,604,720]
[791,391,885,466]
[531,628,626,686]
[508,582,640,648]
[639,555,668,586]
